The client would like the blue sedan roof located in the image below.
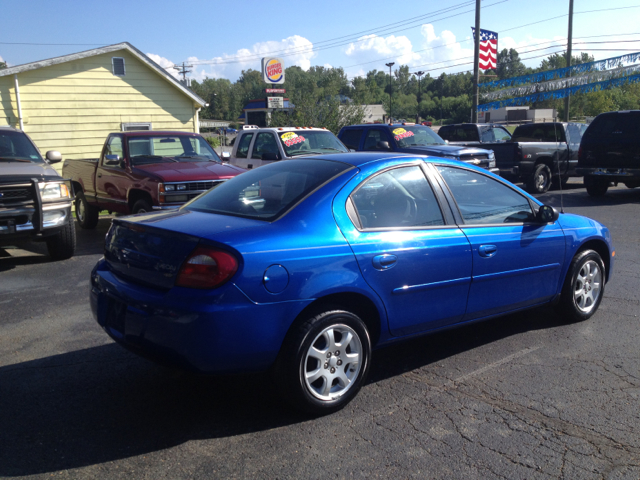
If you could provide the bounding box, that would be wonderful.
[315,151,415,168]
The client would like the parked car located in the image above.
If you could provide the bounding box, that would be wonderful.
[63,131,245,229]
[576,110,640,196]
[438,123,511,144]
[459,122,587,193]
[90,152,613,414]
[421,121,433,127]
[338,123,498,173]
[227,126,349,169]
[0,127,75,259]
[218,127,238,135]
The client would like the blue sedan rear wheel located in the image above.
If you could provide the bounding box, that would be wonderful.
[276,309,372,415]
[557,249,605,322]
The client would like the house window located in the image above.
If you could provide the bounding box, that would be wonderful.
[112,57,126,76]
[121,123,152,132]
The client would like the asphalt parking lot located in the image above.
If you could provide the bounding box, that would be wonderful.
[1,181,639,479]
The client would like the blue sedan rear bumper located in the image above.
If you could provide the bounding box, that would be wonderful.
[90,260,310,374]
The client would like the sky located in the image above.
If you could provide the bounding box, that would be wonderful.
[2,0,640,83]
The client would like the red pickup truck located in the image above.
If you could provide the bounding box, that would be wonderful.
[62,131,245,229]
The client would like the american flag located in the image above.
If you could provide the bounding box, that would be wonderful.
[472,28,498,70]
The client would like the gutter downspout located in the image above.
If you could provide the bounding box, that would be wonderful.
[195,107,201,134]
[14,74,24,130]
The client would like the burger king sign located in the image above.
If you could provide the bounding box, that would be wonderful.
[262,57,285,85]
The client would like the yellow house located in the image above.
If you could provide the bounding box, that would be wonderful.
[0,42,207,173]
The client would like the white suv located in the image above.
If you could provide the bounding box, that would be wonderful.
[227,126,349,169]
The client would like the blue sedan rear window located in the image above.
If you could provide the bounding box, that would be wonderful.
[185,159,353,221]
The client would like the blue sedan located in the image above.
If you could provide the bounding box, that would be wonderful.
[90,152,614,414]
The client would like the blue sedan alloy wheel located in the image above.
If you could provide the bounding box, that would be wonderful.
[276,309,372,415]
[557,249,606,322]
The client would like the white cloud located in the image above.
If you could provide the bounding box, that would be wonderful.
[150,35,317,82]
[415,25,474,74]
[146,53,180,79]
[344,34,420,72]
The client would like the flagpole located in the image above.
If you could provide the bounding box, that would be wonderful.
[472,0,481,123]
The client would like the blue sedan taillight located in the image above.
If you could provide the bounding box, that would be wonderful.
[175,246,238,289]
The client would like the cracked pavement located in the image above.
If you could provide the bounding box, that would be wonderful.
[1,183,639,479]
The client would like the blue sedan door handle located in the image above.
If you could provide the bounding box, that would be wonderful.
[372,254,397,270]
[478,245,497,258]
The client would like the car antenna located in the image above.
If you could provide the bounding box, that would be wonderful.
[554,121,565,214]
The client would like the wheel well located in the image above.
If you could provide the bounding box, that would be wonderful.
[535,157,553,169]
[292,292,383,347]
[128,189,153,210]
[71,181,83,195]
[577,240,611,283]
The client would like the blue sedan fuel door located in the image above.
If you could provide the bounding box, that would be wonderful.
[335,163,473,337]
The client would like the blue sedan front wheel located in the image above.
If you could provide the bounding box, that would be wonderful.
[557,249,605,322]
[276,309,372,415]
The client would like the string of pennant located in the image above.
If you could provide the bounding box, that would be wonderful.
[477,73,640,112]
[482,64,640,101]
[479,51,640,89]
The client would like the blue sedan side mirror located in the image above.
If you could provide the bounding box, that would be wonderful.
[537,205,559,223]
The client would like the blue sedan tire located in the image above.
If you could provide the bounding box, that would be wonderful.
[556,249,605,322]
[275,309,372,415]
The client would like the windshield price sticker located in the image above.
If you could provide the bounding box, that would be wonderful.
[392,128,414,141]
[281,132,306,147]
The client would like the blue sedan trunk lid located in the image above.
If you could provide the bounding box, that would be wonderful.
[104,209,264,289]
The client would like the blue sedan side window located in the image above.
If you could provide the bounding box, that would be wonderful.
[437,166,534,224]
[351,166,444,229]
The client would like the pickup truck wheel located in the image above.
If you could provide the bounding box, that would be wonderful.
[75,191,99,229]
[46,213,76,261]
[132,199,152,214]
[274,309,372,415]
[526,164,552,194]
[584,176,609,197]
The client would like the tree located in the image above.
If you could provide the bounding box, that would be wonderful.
[496,48,528,80]
[0,61,6,70]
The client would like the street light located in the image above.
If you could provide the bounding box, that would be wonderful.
[385,62,394,123]
[415,71,425,123]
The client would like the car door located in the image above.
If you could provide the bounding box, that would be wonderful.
[334,160,472,337]
[230,132,255,169]
[248,132,281,168]
[434,164,566,319]
[362,128,391,151]
[95,135,129,213]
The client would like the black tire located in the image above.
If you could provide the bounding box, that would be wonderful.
[526,164,552,194]
[46,213,76,260]
[275,309,372,415]
[132,199,152,214]
[75,191,100,229]
[556,249,605,323]
[584,176,609,197]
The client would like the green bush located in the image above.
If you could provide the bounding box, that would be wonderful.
[205,136,221,148]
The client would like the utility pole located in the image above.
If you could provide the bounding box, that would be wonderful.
[415,71,425,122]
[173,62,193,83]
[472,0,481,123]
[564,0,574,122]
[385,62,395,122]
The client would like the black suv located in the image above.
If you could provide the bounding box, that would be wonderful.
[577,110,640,196]
[0,127,76,259]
